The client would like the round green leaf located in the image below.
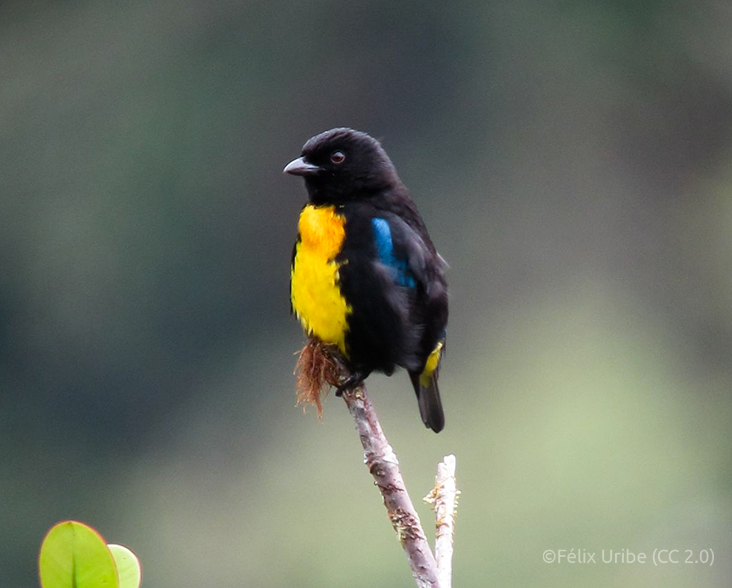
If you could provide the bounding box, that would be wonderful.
[39,521,119,588]
[108,544,141,588]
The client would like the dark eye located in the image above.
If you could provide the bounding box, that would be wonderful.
[330,150,346,164]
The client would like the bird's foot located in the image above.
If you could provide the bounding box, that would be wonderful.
[335,370,369,397]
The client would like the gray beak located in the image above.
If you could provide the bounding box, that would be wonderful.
[283,156,321,176]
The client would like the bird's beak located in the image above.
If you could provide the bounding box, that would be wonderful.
[283,157,321,176]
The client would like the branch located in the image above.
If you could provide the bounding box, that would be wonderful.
[294,339,453,587]
[426,455,458,588]
[342,385,441,588]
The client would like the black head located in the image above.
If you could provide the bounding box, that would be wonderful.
[284,128,400,205]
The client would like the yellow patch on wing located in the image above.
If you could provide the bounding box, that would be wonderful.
[419,341,444,387]
[291,205,351,356]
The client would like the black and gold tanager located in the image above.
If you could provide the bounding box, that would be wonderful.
[284,128,448,433]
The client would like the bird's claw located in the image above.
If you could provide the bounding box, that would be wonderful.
[335,371,367,396]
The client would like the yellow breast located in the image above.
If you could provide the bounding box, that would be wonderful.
[291,205,351,355]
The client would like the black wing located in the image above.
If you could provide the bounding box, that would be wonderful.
[371,212,448,358]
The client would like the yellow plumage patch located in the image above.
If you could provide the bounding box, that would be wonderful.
[419,341,443,387]
[291,205,351,356]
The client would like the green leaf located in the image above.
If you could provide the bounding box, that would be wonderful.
[108,544,141,588]
[39,521,119,588]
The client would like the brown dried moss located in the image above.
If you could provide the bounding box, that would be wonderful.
[294,338,343,417]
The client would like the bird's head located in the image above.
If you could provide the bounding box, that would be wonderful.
[284,128,400,205]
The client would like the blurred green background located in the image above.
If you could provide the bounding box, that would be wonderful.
[2,1,731,586]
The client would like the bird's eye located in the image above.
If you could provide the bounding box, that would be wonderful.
[330,150,346,164]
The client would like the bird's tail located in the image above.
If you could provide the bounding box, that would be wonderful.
[410,342,445,433]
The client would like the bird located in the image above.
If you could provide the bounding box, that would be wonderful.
[284,128,448,433]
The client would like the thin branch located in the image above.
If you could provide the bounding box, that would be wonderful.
[294,339,451,587]
[426,455,458,588]
[342,385,441,588]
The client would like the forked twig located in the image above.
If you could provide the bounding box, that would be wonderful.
[295,338,459,588]
[425,455,459,588]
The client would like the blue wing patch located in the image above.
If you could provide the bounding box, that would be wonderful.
[372,218,417,288]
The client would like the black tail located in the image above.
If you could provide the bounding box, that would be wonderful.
[409,372,445,433]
